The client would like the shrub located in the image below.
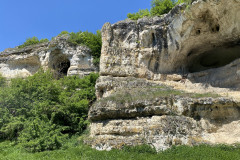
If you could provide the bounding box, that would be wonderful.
[127,9,150,20]
[0,70,99,152]
[18,118,67,152]
[17,30,101,67]
[127,0,193,20]
[18,37,49,48]
[177,0,194,4]
[58,31,69,36]
[150,0,175,16]
[68,30,102,66]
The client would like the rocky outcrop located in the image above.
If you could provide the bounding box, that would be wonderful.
[0,35,97,79]
[89,116,206,151]
[100,0,240,88]
[88,77,240,151]
[88,0,240,151]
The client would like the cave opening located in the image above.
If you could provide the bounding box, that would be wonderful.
[54,59,70,77]
[152,33,157,47]
[49,49,71,78]
[188,44,240,73]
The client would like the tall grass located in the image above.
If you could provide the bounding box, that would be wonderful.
[1,138,240,160]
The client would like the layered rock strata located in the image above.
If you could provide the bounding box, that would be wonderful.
[100,0,240,88]
[88,77,240,151]
[0,35,96,78]
[88,0,240,151]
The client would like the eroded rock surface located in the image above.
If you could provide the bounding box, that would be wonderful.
[88,0,240,151]
[100,0,240,88]
[88,77,240,151]
[0,35,97,78]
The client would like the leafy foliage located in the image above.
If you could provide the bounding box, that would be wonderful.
[127,0,193,20]
[127,9,150,20]
[18,37,49,48]
[58,31,69,36]
[18,118,67,152]
[0,70,99,152]
[17,30,101,67]
[67,30,102,66]
[150,0,176,16]
[177,0,194,4]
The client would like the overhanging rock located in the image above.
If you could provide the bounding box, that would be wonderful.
[100,0,240,88]
[88,0,240,151]
[0,35,97,79]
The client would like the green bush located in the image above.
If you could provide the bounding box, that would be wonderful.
[177,0,194,4]
[68,30,102,66]
[127,9,150,20]
[0,70,99,152]
[127,0,193,20]
[18,118,67,152]
[18,37,49,48]
[17,30,101,66]
[58,31,69,36]
[150,0,175,16]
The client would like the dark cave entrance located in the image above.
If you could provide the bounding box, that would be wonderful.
[53,58,70,77]
[49,49,71,78]
[188,44,240,73]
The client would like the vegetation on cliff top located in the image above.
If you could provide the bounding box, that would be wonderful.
[17,30,102,66]
[57,30,102,66]
[127,0,193,20]
[18,37,49,48]
[67,30,102,66]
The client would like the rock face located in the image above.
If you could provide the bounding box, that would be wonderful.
[88,77,240,151]
[100,0,240,88]
[88,0,240,151]
[0,35,96,79]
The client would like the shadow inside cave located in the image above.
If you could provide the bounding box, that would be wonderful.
[49,49,71,78]
[185,41,240,89]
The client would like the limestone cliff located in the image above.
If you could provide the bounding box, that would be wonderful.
[0,35,97,79]
[88,0,240,151]
[100,0,240,88]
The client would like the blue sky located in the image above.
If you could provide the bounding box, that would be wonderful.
[0,0,151,51]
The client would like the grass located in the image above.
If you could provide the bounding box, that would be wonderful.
[1,137,240,160]
[99,85,220,104]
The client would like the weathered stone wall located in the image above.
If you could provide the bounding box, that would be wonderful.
[88,0,240,151]
[88,77,240,151]
[100,0,240,88]
[0,35,96,78]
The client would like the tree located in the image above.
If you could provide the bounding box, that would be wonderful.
[68,30,102,66]
[18,37,49,48]
[127,0,193,20]
[0,70,99,152]
[127,9,150,20]
[150,0,176,16]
